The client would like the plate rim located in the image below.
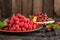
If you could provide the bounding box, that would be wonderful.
[0,25,43,33]
[35,20,55,24]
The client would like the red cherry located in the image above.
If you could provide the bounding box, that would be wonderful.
[43,13,48,17]
[36,12,42,16]
[51,27,55,31]
[56,22,60,25]
[46,28,51,32]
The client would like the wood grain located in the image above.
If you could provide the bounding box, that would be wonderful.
[1,0,12,18]
[0,0,1,18]
[33,0,42,14]
[44,0,54,18]
[22,0,32,17]
[54,0,60,18]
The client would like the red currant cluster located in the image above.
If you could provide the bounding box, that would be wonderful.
[36,12,48,22]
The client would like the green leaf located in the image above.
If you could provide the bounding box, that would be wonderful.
[0,20,7,29]
[2,22,7,27]
[3,19,8,22]
[46,24,52,28]
[51,24,60,29]
[0,21,4,28]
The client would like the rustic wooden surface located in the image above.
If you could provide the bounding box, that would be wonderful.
[0,0,43,18]
[44,0,54,18]
[54,0,60,18]
[1,0,12,18]
[0,0,57,18]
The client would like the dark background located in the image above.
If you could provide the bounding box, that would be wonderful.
[0,0,54,18]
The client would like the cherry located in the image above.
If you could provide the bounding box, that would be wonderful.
[56,22,60,26]
[46,28,51,32]
[51,27,55,31]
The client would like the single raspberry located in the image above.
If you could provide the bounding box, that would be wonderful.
[21,27,26,31]
[14,17,19,21]
[32,24,37,29]
[16,13,22,19]
[9,20,14,25]
[16,27,21,31]
[11,16,16,20]
[19,22,24,27]
[24,23,28,29]
[15,21,20,25]
[9,27,14,31]
[28,24,32,30]
[15,24,20,28]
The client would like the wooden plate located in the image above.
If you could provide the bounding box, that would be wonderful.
[0,25,43,33]
[35,20,55,24]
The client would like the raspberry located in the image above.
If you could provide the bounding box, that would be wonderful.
[9,27,14,31]
[3,27,8,30]
[24,23,28,29]
[15,21,20,25]
[24,19,27,23]
[16,27,21,31]
[16,13,22,19]
[21,27,26,31]
[8,24,11,27]
[11,16,16,20]
[28,24,32,30]
[12,27,16,31]
[9,20,14,25]
[32,24,37,29]
[19,22,24,27]
[14,17,19,21]
[15,25,19,28]
[29,21,33,24]
[19,19,23,22]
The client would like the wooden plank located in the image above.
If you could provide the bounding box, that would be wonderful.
[44,0,54,18]
[15,0,21,14]
[33,0,42,14]
[54,0,60,18]
[0,0,2,18]
[1,0,12,18]
[12,0,17,15]
[22,0,32,17]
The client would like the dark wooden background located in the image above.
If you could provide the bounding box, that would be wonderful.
[0,0,54,18]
